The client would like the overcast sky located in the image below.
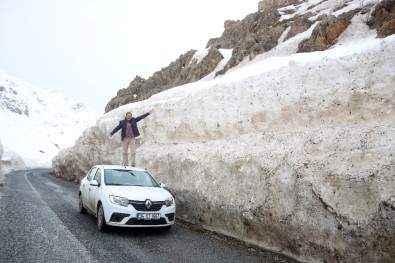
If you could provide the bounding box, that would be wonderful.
[0,0,258,112]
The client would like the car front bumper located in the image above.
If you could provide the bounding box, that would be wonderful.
[104,201,176,228]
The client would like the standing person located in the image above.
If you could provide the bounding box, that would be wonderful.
[110,109,153,166]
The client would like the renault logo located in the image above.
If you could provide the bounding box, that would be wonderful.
[145,199,152,210]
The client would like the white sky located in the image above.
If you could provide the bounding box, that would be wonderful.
[0,0,258,112]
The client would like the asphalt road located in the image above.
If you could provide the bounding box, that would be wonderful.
[0,169,299,263]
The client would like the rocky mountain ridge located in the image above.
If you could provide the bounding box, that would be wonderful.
[105,0,394,113]
[0,85,87,123]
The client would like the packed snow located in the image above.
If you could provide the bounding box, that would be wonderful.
[52,4,394,261]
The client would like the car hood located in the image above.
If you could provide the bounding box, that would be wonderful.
[106,186,173,201]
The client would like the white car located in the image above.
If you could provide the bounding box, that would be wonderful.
[78,165,176,231]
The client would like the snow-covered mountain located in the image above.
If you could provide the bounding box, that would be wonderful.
[0,70,99,170]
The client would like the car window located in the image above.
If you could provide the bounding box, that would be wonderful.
[105,169,159,187]
[87,167,98,181]
[93,169,102,184]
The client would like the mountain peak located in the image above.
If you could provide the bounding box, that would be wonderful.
[0,71,99,168]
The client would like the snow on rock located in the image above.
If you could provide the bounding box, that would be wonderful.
[0,71,99,170]
[53,14,395,263]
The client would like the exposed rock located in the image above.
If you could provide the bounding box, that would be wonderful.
[379,17,395,37]
[367,0,395,37]
[105,47,226,113]
[298,11,358,53]
[105,50,196,112]
[0,86,30,116]
[206,19,247,50]
[214,10,285,76]
[106,1,311,112]
[178,47,224,82]
[106,0,368,113]
[283,13,314,41]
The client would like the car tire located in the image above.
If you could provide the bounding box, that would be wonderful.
[79,193,87,214]
[97,203,107,232]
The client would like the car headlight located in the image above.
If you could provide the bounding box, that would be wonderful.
[109,195,129,207]
[165,197,174,207]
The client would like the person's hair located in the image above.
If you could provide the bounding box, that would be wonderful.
[125,112,132,117]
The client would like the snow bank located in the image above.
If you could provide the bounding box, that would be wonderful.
[0,139,3,184]
[54,28,395,263]
[52,10,395,263]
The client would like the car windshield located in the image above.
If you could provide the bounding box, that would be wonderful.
[104,169,159,187]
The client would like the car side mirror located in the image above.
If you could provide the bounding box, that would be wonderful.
[159,183,166,188]
[90,180,99,186]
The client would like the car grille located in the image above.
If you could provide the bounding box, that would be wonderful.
[129,200,165,211]
[125,218,168,225]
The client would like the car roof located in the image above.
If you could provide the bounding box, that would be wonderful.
[94,165,147,172]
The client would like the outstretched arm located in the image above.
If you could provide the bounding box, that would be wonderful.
[110,122,122,137]
[135,108,154,122]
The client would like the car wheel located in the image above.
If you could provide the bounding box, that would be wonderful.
[79,193,87,214]
[97,203,107,232]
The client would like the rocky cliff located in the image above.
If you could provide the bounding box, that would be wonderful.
[53,1,395,262]
[105,0,395,113]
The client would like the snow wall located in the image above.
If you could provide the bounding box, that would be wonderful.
[53,36,395,263]
[0,139,3,184]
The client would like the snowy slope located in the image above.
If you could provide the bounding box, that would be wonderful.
[0,70,99,169]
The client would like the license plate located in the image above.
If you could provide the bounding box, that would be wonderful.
[136,213,161,220]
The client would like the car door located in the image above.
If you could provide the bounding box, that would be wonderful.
[82,167,97,209]
[88,167,102,214]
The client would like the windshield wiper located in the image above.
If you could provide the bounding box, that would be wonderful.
[128,171,136,176]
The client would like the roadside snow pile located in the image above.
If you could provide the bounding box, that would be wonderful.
[52,2,395,263]
[0,139,3,184]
